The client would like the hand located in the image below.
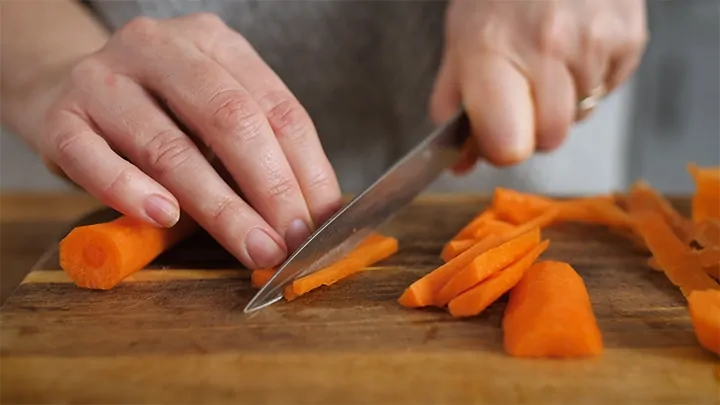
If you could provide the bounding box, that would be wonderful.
[430,0,649,172]
[28,13,342,269]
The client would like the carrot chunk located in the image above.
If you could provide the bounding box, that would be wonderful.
[502,261,603,358]
[59,215,197,290]
[250,268,277,288]
[398,208,558,308]
[447,240,549,317]
[688,289,720,356]
[283,234,398,301]
[434,228,541,307]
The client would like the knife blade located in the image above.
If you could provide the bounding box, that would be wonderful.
[243,110,471,314]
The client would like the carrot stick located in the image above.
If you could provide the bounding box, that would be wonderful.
[471,219,515,240]
[397,208,558,308]
[627,180,694,243]
[688,163,720,223]
[687,289,720,356]
[502,261,603,358]
[59,215,198,290]
[450,210,497,242]
[447,240,549,317]
[250,268,277,289]
[693,219,720,248]
[492,188,554,224]
[283,234,398,301]
[694,247,720,269]
[628,208,719,297]
[440,239,477,262]
[434,228,541,307]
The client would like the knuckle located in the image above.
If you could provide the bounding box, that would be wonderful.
[305,169,335,192]
[53,130,84,165]
[143,129,195,175]
[208,196,242,225]
[99,168,134,198]
[116,16,160,45]
[69,57,103,86]
[265,176,297,202]
[210,91,265,140]
[264,94,313,143]
[538,12,571,57]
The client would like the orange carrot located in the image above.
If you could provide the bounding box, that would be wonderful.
[648,257,662,272]
[250,268,277,288]
[398,208,558,308]
[472,219,516,240]
[434,228,541,307]
[447,240,549,317]
[627,180,694,243]
[283,234,398,301]
[688,163,720,222]
[492,188,554,224]
[440,239,477,263]
[687,289,720,356]
[627,208,719,297]
[59,215,197,290]
[502,261,603,358]
[693,219,720,248]
[695,247,720,269]
[450,210,497,242]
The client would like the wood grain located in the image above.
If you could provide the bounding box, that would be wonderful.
[1,195,718,404]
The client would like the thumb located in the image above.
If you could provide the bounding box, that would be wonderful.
[429,53,462,125]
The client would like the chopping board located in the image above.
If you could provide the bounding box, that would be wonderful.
[1,195,718,404]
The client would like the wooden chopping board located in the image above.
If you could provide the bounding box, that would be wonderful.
[1,195,718,405]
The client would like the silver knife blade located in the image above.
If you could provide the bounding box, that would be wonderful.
[243,110,471,314]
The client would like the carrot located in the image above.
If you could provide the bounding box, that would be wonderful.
[472,219,515,240]
[250,268,277,289]
[648,257,662,272]
[283,234,398,301]
[502,261,603,358]
[688,163,720,223]
[59,215,197,290]
[627,208,719,297]
[450,210,497,242]
[627,180,694,243]
[398,208,558,308]
[434,228,541,307]
[447,240,549,317]
[687,289,720,356]
[695,247,720,269]
[440,239,477,263]
[492,188,554,224]
[492,188,631,229]
[693,219,720,248]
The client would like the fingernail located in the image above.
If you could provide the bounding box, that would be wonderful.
[144,194,180,227]
[246,228,286,268]
[285,219,312,253]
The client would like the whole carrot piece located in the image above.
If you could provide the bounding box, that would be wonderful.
[59,215,197,290]
[502,261,603,358]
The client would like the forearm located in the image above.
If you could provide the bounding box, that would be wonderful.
[0,0,110,139]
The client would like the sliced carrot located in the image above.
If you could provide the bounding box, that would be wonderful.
[440,239,477,263]
[693,219,720,248]
[556,198,634,230]
[59,215,197,290]
[687,289,720,356]
[283,234,398,301]
[628,208,719,297]
[471,219,515,240]
[250,268,277,289]
[694,247,720,269]
[447,240,549,317]
[688,163,720,223]
[648,257,662,272]
[502,261,603,358]
[398,208,558,308]
[627,180,694,243]
[492,188,554,224]
[434,228,541,307]
[450,210,497,242]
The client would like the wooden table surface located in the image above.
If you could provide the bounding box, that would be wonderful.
[0,193,718,405]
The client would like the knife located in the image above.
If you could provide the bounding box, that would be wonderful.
[243,110,471,313]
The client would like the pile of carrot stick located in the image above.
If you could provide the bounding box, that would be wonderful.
[57,163,719,358]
